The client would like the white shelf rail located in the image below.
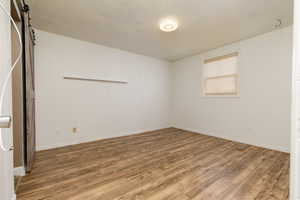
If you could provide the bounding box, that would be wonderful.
[63,75,128,84]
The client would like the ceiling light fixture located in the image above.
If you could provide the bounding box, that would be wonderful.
[160,18,178,32]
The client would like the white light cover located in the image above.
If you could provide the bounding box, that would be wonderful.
[160,19,178,32]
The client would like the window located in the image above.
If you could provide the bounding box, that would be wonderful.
[203,52,239,96]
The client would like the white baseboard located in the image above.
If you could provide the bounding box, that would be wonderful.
[37,127,172,151]
[11,193,16,200]
[173,126,290,153]
[14,166,26,176]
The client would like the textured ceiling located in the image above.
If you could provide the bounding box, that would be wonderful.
[26,0,293,61]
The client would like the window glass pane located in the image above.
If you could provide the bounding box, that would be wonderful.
[205,76,237,95]
[204,56,237,78]
[203,53,238,96]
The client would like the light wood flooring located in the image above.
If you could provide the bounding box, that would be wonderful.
[17,128,290,200]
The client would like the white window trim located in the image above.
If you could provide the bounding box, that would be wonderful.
[201,52,240,98]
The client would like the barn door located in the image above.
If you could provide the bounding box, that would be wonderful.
[22,5,36,173]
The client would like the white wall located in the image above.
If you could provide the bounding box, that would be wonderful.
[171,26,293,153]
[0,0,15,200]
[35,30,171,151]
[36,26,293,153]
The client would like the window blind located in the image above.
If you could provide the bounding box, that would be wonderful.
[203,53,238,96]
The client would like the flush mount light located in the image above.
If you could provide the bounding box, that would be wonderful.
[159,18,178,32]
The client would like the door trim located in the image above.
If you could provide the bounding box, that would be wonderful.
[291,0,300,199]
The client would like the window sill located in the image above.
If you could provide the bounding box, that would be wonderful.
[202,95,240,99]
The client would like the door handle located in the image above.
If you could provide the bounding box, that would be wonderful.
[0,116,11,128]
[0,116,14,151]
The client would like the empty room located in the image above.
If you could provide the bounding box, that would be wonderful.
[1,0,300,200]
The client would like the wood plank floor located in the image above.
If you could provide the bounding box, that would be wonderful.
[17,128,290,200]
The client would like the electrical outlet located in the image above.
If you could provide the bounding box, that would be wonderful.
[72,127,77,133]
